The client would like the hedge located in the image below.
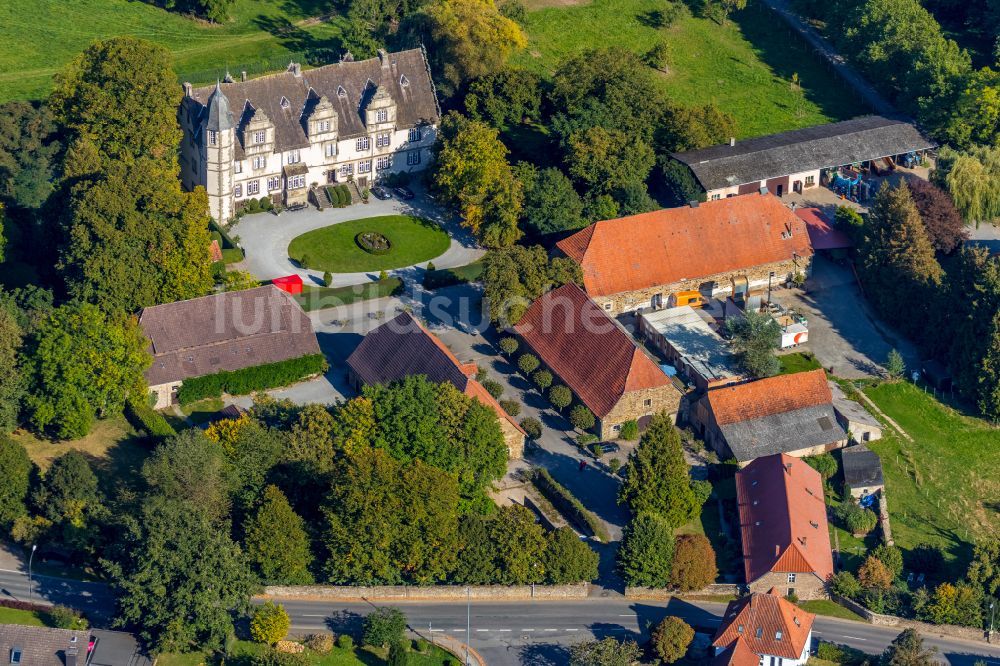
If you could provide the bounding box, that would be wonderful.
[532,468,610,543]
[294,278,404,312]
[177,353,328,404]
[422,260,484,290]
[124,396,177,441]
[210,219,239,250]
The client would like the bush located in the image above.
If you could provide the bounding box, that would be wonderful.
[340,185,353,206]
[177,354,328,404]
[591,443,604,458]
[548,385,572,410]
[481,378,504,400]
[498,337,518,355]
[569,405,596,431]
[251,602,291,644]
[336,634,354,650]
[426,261,435,271]
[872,543,904,578]
[304,634,334,654]
[259,196,273,211]
[323,271,333,287]
[532,468,609,542]
[518,353,540,375]
[299,254,311,269]
[46,605,87,630]
[840,503,878,535]
[378,269,389,281]
[499,399,521,417]
[577,433,598,447]
[608,458,622,474]
[618,420,638,441]
[414,638,430,653]
[651,616,694,663]
[246,198,261,214]
[532,369,553,390]
[829,571,862,599]
[363,607,406,648]
[520,416,542,439]
[124,396,176,441]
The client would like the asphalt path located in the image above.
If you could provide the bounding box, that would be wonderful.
[270,596,1000,666]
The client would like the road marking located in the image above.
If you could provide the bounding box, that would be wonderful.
[618,614,636,617]
[567,628,579,632]
[543,628,558,632]
[842,636,868,641]
[301,614,326,617]
[429,629,444,633]
[521,629,536,632]
[476,629,489,632]
[496,629,512,632]
[452,629,465,632]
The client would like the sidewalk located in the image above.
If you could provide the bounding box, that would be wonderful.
[421,633,486,666]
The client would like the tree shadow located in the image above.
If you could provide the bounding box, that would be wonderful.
[252,15,343,66]
[518,643,572,665]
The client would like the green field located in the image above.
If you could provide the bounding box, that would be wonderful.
[779,351,823,375]
[514,0,862,137]
[0,607,47,627]
[862,381,1000,577]
[0,0,345,103]
[288,216,451,273]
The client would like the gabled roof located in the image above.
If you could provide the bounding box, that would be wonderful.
[0,625,91,666]
[513,284,672,418]
[796,208,852,250]
[555,194,812,299]
[140,285,321,386]
[672,115,935,191]
[346,312,524,436]
[713,591,815,660]
[713,635,764,666]
[187,49,438,156]
[842,444,884,489]
[706,370,832,426]
[717,403,847,462]
[736,454,834,583]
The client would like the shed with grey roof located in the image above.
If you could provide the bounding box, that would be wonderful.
[671,115,934,198]
[718,403,849,464]
[841,444,885,498]
[829,381,882,443]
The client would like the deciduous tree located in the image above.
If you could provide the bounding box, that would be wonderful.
[243,485,313,585]
[250,602,290,645]
[570,637,642,666]
[481,244,581,325]
[0,438,31,529]
[671,534,718,591]
[517,165,587,236]
[908,178,967,253]
[363,607,407,648]
[881,628,937,666]
[0,300,23,434]
[859,554,894,590]
[651,616,694,663]
[725,309,781,378]
[465,67,542,128]
[454,504,548,584]
[566,126,655,198]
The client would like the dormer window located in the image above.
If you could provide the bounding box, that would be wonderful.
[280,96,290,109]
[337,85,347,97]
[775,631,783,641]
[376,109,388,123]
[755,628,763,639]
[400,74,410,87]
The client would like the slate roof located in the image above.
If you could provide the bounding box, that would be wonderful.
[672,115,935,191]
[842,444,884,489]
[829,381,881,429]
[713,591,815,661]
[513,284,672,418]
[796,208,852,250]
[736,454,834,583]
[186,49,438,157]
[346,312,525,436]
[0,625,90,666]
[556,194,812,299]
[140,285,321,386]
[718,403,847,462]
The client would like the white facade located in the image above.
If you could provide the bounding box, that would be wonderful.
[707,169,822,201]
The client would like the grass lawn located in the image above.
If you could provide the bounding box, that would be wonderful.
[294,278,404,312]
[779,351,823,375]
[180,397,225,425]
[423,260,484,289]
[798,599,864,622]
[158,639,459,666]
[11,414,149,477]
[862,381,1000,579]
[513,0,861,138]
[288,216,451,273]
[0,607,46,627]
[0,0,346,103]
[678,476,743,582]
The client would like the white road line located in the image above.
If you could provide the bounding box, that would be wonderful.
[301,614,326,617]
[496,629,512,632]
[543,628,558,632]
[452,629,465,632]
[567,628,579,632]
[521,629,536,632]
[429,629,444,633]
[476,629,489,632]
[842,635,868,641]
[618,614,636,617]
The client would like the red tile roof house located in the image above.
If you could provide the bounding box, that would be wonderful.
[513,283,681,441]
[141,285,322,409]
[712,590,816,666]
[692,369,848,464]
[346,311,526,458]
[555,193,814,315]
[736,454,834,600]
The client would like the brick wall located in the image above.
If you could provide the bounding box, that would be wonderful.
[262,583,590,601]
[591,256,811,315]
[749,571,826,600]
[599,384,682,440]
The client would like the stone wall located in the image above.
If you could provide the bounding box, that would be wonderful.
[831,594,994,644]
[499,419,525,459]
[591,257,811,316]
[599,384,682,440]
[263,583,591,601]
[749,571,826,600]
[624,584,741,600]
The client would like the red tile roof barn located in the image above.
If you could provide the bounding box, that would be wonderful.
[713,591,815,661]
[706,369,831,426]
[736,454,834,584]
[555,194,813,298]
[513,283,669,418]
[346,312,525,436]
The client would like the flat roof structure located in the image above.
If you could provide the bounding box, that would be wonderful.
[640,307,741,386]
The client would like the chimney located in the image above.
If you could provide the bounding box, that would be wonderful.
[241,70,247,82]
[775,544,780,557]
[688,200,699,208]
[289,62,302,77]
[183,82,193,97]
[729,137,736,147]
[378,48,389,68]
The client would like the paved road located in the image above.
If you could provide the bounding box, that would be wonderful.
[0,567,115,625]
[273,597,1000,666]
[231,187,484,285]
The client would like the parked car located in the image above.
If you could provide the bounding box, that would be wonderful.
[370,185,392,200]
[393,186,415,200]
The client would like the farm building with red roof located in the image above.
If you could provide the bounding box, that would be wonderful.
[712,590,816,666]
[513,283,680,440]
[555,193,813,314]
[736,454,834,599]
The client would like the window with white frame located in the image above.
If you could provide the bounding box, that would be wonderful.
[289,175,306,189]
[252,155,266,170]
[235,184,242,197]
[234,160,242,174]
[711,193,721,200]
[376,109,388,123]
[208,130,217,146]
[787,573,796,583]
[804,175,815,186]
[376,156,391,171]
[317,119,332,133]
[376,132,391,148]
[356,137,370,151]
[325,143,336,158]
[247,180,260,195]
[408,127,421,142]
[267,176,280,191]
[253,130,266,144]
[358,159,372,174]
[407,150,421,166]
[340,163,354,176]
[286,150,301,164]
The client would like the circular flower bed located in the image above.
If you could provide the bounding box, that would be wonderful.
[355,231,392,255]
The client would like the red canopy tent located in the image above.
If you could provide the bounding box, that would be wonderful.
[272,274,304,295]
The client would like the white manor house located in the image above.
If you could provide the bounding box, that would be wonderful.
[179,48,440,222]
